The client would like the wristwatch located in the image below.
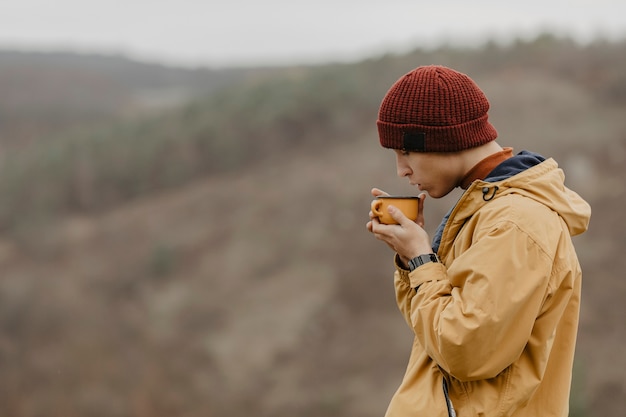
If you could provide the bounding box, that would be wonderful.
[408,253,440,271]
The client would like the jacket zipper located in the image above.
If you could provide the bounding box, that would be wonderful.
[443,378,457,417]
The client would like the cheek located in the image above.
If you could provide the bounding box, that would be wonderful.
[407,156,430,176]
[415,160,439,179]
[426,166,458,195]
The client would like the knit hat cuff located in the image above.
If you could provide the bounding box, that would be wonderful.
[377,113,497,152]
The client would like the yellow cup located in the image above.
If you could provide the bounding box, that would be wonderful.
[371,196,420,225]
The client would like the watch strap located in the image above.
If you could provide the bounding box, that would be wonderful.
[408,253,440,271]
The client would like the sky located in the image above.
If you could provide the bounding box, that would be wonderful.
[1,0,625,68]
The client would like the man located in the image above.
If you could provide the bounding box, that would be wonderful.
[366,65,591,417]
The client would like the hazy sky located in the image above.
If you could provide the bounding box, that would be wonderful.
[1,0,625,67]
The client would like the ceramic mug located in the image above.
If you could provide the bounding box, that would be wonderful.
[371,196,420,225]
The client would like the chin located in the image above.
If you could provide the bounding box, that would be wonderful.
[426,190,444,199]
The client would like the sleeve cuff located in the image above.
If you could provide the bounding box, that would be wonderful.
[394,253,447,289]
[393,253,411,284]
[409,262,447,288]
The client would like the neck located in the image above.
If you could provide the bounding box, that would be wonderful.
[457,142,511,189]
[461,141,504,174]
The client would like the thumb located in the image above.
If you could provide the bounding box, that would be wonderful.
[388,205,410,225]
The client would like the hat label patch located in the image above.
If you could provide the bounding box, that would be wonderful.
[403,132,426,152]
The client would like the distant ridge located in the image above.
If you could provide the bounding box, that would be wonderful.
[0,49,280,147]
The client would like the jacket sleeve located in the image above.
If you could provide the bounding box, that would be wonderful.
[392,255,418,329]
[403,220,554,381]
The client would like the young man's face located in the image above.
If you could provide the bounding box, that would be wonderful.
[393,149,463,198]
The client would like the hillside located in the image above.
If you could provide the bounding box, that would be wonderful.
[1,35,625,416]
[0,50,278,148]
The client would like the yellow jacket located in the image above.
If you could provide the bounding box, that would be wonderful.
[386,157,591,417]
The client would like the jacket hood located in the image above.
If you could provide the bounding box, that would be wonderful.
[478,151,591,236]
[432,151,590,253]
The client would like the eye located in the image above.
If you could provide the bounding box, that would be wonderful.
[400,149,411,156]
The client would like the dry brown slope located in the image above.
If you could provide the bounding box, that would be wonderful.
[0,130,430,416]
[0,70,625,416]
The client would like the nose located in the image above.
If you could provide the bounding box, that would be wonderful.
[396,160,411,178]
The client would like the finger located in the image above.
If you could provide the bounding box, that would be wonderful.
[417,193,426,227]
[418,192,426,208]
[370,217,392,238]
[367,215,382,232]
[371,187,390,197]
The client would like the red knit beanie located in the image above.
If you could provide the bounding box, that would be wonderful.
[377,65,497,152]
